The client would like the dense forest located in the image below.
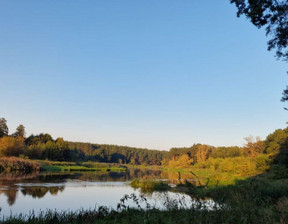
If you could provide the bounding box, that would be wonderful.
[0,118,166,165]
[0,117,287,176]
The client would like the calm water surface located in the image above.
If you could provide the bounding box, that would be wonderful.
[0,170,194,218]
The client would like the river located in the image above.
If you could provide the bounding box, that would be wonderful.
[0,169,197,218]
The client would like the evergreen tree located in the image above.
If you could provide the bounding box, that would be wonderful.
[0,118,8,138]
[13,124,26,138]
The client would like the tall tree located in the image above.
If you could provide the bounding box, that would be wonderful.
[0,118,8,138]
[0,136,24,157]
[13,124,26,138]
[243,135,264,157]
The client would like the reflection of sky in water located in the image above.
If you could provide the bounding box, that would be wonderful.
[0,170,208,218]
[14,181,127,188]
[0,180,195,218]
[0,182,133,217]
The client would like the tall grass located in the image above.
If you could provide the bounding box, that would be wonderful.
[39,160,128,172]
[41,165,126,172]
[0,192,285,224]
[0,157,40,172]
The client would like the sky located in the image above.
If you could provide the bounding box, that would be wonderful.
[1,1,287,150]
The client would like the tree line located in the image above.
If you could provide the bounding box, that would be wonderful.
[0,118,166,165]
[0,118,287,170]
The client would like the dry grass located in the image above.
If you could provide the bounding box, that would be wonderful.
[0,157,40,172]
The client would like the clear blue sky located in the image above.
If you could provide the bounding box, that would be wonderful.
[1,1,287,150]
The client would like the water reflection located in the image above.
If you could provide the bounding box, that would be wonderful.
[21,186,65,198]
[0,168,198,216]
[1,188,17,206]
[0,169,170,206]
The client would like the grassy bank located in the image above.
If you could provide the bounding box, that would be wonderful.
[0,191,286,224]
[0,208,275,224]
[41,165,127,172]
[0,157,40,172]
[163,164,260,187]
[37,160,128,172]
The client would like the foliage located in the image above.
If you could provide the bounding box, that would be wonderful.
[210,146,242,158]
[0,118,8,138]
[0,117,287,185]
[265,127,288,154]
[37,160,127,172]
[168,154,193,168]
[168,144,214,165]
[13,125,26,138]
[25,133,54,145]
[0,121,288,223]
[195,156,260,175]
[68,142,167,165]
[41,165,126,172]
[230,0,288,60]
[0,136,25,157]
[255,154,270,171]
[243,135,265,157]
[230,0,288,108]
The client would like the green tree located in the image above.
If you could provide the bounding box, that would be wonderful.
[0,136,24,157]
[264,127,288,154]
[243,135,265,157]
[13,124,26,138]
[0,118,8,138]
[25,133,53,145]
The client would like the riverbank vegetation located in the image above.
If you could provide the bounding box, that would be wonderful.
[0,118,288,223]
[38,160,127,172]
[0,158,127,173]
[0,157,40,172]
[0,118,287,186]
[1,159,287,224]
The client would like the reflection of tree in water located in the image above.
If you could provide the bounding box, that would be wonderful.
[75,169,164,182]
[50,186,64,195]
[0,172,38,206]
[0,172,68,206]
[0,170,40,181]
[21,186,65,198]
[0,188,18,206]
[0,185,65,206]
[35,173,80,183]
[6,189,17,206]
[160,171,198,185]
[0,169,184,207]
[73,169,192,184]
[129,169,162,180]
[77,172,129,182]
